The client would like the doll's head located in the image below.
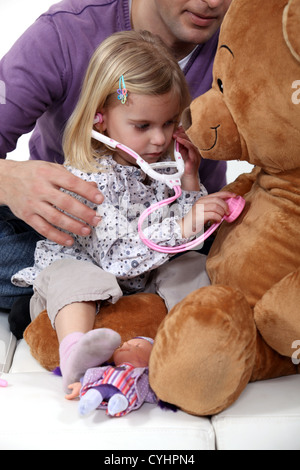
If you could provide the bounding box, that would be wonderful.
[113,337,154,368]
[63,30,190,172]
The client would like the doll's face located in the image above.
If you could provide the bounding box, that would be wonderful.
[113,338,153,368]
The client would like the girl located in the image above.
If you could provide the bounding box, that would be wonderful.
[12,31,233,391]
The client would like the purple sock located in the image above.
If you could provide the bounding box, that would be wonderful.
[59,332,84,391]
[59,329,121,393]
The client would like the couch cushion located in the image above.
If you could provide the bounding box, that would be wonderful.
[6,336,215,450]
[0,312,16,374]
[0,371,215,450]
[10,338,47,373]
[212,375,300,450]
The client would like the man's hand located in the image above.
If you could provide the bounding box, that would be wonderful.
[0,160,104,246]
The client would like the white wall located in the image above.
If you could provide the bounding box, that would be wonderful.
[0,0,253,182]
[0,0,54,162]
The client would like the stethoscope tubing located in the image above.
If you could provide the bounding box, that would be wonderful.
[91,130,244,253]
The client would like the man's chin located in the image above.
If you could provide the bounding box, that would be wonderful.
[179,22,220,46]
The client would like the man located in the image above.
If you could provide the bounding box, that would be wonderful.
[0,0,232,329]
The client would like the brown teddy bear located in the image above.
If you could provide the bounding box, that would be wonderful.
[149,0,300,416]
[24,0,300,418]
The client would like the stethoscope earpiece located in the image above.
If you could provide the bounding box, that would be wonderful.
[94,113,104,125]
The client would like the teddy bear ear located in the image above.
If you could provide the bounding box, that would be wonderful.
[283,0,300,63]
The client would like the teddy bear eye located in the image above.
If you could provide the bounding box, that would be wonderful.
[217,79,224,93]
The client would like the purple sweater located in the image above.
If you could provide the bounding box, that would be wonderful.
[0,0,226,193]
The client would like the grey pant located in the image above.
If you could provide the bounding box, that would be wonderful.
[30,252,210,329]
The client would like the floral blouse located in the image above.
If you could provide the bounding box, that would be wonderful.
[12,155,207,293]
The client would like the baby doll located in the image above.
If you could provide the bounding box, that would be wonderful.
[66,336,157,417]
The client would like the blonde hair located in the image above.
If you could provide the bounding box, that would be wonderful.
[63,30,191,172]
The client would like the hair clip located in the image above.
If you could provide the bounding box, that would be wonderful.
[117,75,128,104]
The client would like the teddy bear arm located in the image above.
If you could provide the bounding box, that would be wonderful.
[222,166,259,196]
[254,268,300,358]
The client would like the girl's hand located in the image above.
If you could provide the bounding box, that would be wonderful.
[178,192,237,239]
[173,126,202,191]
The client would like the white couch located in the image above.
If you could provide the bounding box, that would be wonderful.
[1,311,300,451]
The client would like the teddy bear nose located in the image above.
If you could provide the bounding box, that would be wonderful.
[181,106,192,131]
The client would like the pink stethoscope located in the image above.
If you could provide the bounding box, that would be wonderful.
[92,119,245,253]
